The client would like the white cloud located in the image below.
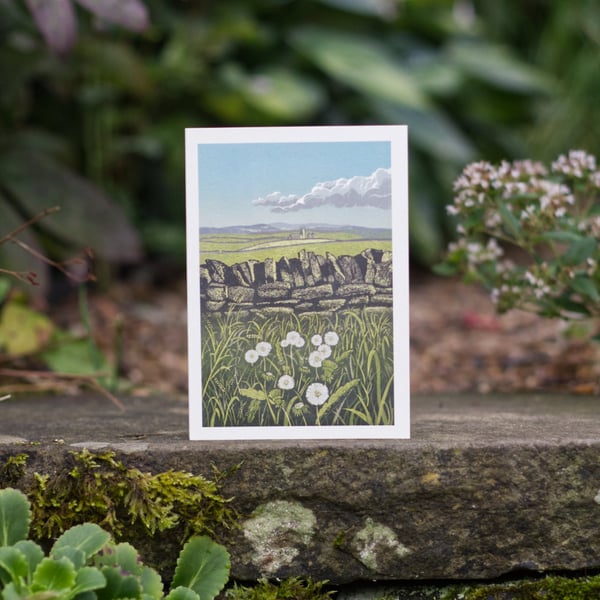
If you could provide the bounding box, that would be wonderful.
[252,167,391,213]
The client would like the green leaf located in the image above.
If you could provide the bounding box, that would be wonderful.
[51,547,87,571]
[96,566,141,600]
[165,587,200,600]
[239,388,267,401]
[0,547,29,585]
[170,537,230,600]
[449,41,554,93]
[375,102,475,163]
[51,524,110,563]
[318,379,360,420]
[140,566,163,600]
[0,488,31,546]
[32,557,77,592]
[563,237,597,265]
[0,149,141,263]
[70,566,107,597]
[92,542,141,576]
[539,231,585,244]
[569,276,600,302]
[290,26,428,109]
[14,541,44,580]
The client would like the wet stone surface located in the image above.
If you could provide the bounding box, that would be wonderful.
[1,393,600,584]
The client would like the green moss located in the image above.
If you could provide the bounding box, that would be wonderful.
[225,577,333,600]
[443,574,600,600]
[0,453,28,486]
[2,449,238,545]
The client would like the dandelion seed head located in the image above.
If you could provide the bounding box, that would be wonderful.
[306,382,329,406]
[245,349,259,364]
[324,331,339,346]
[277,375,295,390]
[311,334,323,346]
[255,341,272,357]
[318,344,332,359]
[308,351,323,368]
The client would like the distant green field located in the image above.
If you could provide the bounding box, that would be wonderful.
[200,229,391,264]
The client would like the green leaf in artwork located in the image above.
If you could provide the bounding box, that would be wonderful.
[239,388,268,401]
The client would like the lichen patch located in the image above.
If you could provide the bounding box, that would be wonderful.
[351,517,411,572]
[243,500,316,574]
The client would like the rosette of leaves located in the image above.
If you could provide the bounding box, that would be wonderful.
[0,487,230,600]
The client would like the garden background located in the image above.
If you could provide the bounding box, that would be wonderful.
[1,0,599,398]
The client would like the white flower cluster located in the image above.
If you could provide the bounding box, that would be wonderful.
[443,150,600,318]
[243,329,341,409]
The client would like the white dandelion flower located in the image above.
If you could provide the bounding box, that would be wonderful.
[306,382,329,406]
[311,334,323,346]
[318,344,332,359]
[323,331,339,346]
[277,374,295,390]
[244,349,259,364]
[286,331,301,345]
[255,341,272,357]
[294,336,306,348]
[280,339,290,348]
[308,351,323,368]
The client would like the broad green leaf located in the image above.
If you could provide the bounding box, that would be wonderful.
[31,557,76,592]
[562,237,596,265]
[375,101,475,163]
[0,547,29,585]
[14,540,44,579]
[70,566,107,596]
[92,542,141,576]
[42,336,110,378]
[165,587,200,600]
[569,276,600,302]
[0,150,141,263]
[140,566,163,600]
[51,547,86,571]
[1,582,21,600]
[317,0,397,17]
[51,524,110,563]
[290,26,428,109]
[0,488,31,546]
[318,378,360,420]
[408,194,444,266]
[540,231,585,244]
[239,388,267,401]
[234,66,324,121]
[96,566,141,600]
[449,41,555,93]
[171,537,230,600]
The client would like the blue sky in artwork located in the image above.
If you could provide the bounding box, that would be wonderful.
[197,141,391,229]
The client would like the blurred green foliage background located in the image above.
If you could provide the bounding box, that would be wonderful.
[1,0,599,295]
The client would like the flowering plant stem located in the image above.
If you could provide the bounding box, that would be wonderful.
[438,150,600,325]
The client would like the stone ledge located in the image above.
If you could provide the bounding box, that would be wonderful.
[1,393,600,584]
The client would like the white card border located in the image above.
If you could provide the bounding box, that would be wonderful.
[185,125,409,440]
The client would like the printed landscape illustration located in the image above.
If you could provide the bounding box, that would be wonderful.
[197,140,396,428]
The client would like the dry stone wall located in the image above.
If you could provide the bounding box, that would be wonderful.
[201,248,393,315]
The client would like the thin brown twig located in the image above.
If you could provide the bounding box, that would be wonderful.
[0,368,125,411]
[0,206,61,246]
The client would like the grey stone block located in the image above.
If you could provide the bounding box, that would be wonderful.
[2,394,599,585]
